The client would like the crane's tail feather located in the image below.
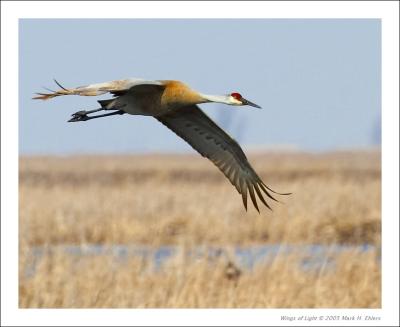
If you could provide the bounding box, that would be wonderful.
[33,90,74,100]
[33,79,107,100]
[53,78,69,91]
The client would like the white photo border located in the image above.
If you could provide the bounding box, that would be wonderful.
[1,1,398,326]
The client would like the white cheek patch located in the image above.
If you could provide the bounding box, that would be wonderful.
[229,96,243,105]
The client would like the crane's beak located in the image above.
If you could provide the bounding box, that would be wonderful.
[242,98,261,109]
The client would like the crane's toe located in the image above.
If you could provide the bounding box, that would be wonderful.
[68,112,89,122]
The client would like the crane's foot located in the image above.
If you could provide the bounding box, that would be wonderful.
[68,111,90,122]
[68,109,126,122]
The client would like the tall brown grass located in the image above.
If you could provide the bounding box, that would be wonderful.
[19,246,380,308]
[19,150,381,308]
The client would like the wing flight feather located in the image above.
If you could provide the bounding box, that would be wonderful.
[156,105,286,211]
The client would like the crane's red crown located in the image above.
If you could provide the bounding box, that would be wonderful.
[231,92,242,100]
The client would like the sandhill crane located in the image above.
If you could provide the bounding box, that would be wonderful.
[34,78,290,211]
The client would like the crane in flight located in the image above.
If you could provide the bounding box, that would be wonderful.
[34,78,290,211]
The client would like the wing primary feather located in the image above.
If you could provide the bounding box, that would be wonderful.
[232,170,241,194]
[259,183,280,202]
[247,182,260,213]
[262,182,292,195]
[241,183,248,211]
[224,161,233,177]
[242,193,248,211]
[254,184,272,210]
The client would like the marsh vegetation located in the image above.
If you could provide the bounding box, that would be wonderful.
[19,150,381,308]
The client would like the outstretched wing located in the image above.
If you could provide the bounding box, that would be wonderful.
[156,105,287,211]
[33,78,164,100]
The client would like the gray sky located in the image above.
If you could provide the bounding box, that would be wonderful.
[19,19,381,155]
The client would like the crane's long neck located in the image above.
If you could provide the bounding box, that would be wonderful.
[199,93,231,105]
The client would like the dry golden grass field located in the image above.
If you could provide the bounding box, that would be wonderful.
[19,150,381,308]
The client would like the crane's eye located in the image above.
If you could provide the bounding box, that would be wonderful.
[231,92,242,100]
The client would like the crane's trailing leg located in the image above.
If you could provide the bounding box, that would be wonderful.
[68,109,125,122]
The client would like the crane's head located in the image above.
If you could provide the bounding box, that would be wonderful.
[229,92,261,108]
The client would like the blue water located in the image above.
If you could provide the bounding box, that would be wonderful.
[24,243,377,278]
